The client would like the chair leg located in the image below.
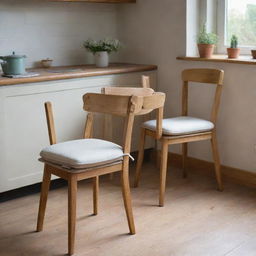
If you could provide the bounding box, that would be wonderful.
[211,132,223,191]
[68,175,77,256]
[93,176,99,215]
[182,143,188,178]
[121,159,136,235]
[134,128,146,188]
[159,140,169,207]
[36,165,51,232]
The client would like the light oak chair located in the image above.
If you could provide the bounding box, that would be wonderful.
[36,93,144,255]
[134,68,225,207]
[36,90,165,255]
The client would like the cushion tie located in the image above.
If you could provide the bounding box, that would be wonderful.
[124,153,135,161]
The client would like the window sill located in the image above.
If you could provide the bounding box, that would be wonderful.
[177,55,256,65]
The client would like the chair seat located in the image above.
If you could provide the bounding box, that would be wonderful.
[143,116,214,136]
[40,139,125,170]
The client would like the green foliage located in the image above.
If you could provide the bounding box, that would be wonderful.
[230,35,238,48]
[197,24,218,45]
[83,38,121,54]
[227,4,256,46]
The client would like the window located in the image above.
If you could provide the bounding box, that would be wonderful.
[217,0,256,54]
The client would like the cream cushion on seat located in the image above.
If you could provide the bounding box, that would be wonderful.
[143,116,214,136]
[40,139,125,169]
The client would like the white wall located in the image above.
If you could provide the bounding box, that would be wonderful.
[0,0,118,67]
[118,0,256,173]
[1,0,255,173]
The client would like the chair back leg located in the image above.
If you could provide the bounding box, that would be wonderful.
[36,165,51,232]
[211,132,223,191]
[182,143,188,178]
[93,176,99,215]
[159,140,169,207]
[134,128,146,187]
[121,158,136,234]
[68,175,77,256]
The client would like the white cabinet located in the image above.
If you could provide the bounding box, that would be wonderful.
[0,71,156,192]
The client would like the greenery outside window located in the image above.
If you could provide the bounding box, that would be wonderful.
[217,0,256,55]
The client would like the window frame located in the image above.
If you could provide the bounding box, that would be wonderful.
[216,0,254,55]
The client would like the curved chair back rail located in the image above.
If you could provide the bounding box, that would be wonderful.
[182,68,224,85]
[181,68,224,125]
[102,87,154,97]
[83,93,143,116]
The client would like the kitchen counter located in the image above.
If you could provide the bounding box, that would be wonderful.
[0,65,157,192]
[0,63,157,86]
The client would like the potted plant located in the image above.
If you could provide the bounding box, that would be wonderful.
[227,35,240,59]
[197,25,218,58]
[83,38,121,68]
[251,49,256,59]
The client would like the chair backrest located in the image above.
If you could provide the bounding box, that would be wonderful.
[102,87,166,139]
[142,75,150,88]
[103,87,154,97]
[44,102,57,145]
[181,68,224,125]
[83,93,143,154]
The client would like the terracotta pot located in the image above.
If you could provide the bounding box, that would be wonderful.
[227,48,240,59]
[251,50,256,59]
[197,44,215,58]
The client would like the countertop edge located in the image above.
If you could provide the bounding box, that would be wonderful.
[0,64,158,86]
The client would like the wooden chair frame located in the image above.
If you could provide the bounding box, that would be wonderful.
[134,68,225,207]
[36,93,144,255]
[102,75,152,142]
[102,86,165,181]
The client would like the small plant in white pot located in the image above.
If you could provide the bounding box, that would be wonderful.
[197,24,218,58]
[83,38,121,68]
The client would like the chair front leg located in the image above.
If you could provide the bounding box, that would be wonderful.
[182,143,188,178]
[159,140,169,207]
[93,176,99,215]
[121,158,136,235]
[36,165,51,232]
[211,132,223,191]
[134,128,146,188]
[68,175,77,256]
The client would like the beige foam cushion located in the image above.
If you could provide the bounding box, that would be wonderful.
[40,139,124,169]
[143,116,214,136]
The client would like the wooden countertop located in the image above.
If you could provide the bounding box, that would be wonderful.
[0,63,157,86]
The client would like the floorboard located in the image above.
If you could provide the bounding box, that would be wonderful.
[0,162,256,256]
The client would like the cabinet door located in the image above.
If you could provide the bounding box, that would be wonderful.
[0,85,100,192]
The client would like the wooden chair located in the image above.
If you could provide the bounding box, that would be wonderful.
[37,88,165,255]
[134,68,225,207]
[36,93,144,255]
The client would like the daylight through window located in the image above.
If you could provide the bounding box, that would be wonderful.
[226,0,256,47]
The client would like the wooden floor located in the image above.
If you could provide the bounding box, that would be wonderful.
[1,162,256,256]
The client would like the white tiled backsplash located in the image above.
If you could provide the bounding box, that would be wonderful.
[0,0,118,68]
